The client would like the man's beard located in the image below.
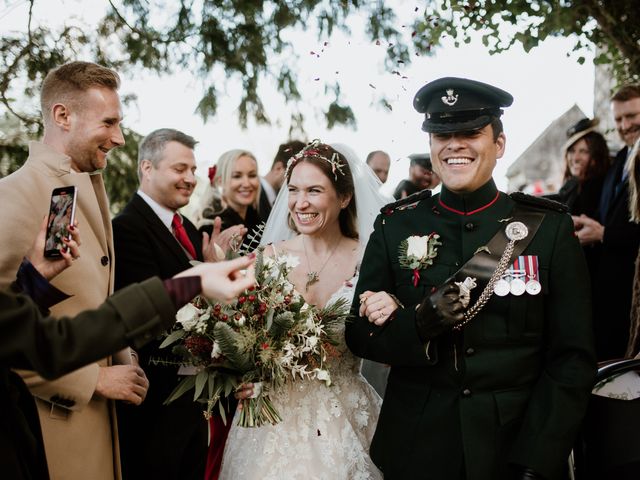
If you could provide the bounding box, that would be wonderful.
[621,124,640,146]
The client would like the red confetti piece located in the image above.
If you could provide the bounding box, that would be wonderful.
[412,31,417,37]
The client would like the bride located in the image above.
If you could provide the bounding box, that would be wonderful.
[219,140,389,479]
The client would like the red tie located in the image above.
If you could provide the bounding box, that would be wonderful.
[172,213,197,259]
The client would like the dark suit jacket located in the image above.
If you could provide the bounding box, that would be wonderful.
[592,148,640,360]
[346,180,596,480]
[1,276,178,480]
[258,180,273,219]
[112,193,207,480]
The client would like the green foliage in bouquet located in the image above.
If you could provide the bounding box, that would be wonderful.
[161,248,348,427]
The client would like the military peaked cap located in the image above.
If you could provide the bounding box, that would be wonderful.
[414,77,513,133]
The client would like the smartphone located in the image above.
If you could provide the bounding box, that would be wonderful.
[44,186,78,258]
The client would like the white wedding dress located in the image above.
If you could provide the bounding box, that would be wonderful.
[219,271,383,480]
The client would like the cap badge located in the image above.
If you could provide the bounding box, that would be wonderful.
[441,89,459,106]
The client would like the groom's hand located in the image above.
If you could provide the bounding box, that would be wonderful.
[415,283,464,341]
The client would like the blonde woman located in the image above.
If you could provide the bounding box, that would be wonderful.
[199,149,264,249]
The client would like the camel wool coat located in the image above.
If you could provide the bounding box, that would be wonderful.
[0,141,122,480]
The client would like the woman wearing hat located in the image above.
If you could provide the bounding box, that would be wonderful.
[553,118,611,218]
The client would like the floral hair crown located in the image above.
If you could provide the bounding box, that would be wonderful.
[285,139,346,181]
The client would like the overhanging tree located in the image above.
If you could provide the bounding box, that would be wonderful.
[1,0,638,204]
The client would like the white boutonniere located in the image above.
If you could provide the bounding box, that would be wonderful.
[399,233,442,286]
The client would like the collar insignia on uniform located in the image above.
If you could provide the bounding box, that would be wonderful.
[441,88,458,106]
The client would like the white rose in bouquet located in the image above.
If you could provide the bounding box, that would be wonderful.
[176,303,202,331]
[211,341,222,360]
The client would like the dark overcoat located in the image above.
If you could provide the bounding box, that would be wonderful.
[592,147,640,360]
[346,180,596,480]
[112,193,207,480]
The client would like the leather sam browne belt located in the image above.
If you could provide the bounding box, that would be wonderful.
[444,205,546,329]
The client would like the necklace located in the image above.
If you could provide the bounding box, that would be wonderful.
[302,235,341,292]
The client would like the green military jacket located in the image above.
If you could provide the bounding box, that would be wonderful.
[346,179,596,480]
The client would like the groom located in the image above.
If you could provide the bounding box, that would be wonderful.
[346,77,596,479]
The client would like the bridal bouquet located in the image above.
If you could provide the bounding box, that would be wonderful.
[161,249,348,427]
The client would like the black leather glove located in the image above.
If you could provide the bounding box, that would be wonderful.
[415,282,465,342]
[509,465,546,480]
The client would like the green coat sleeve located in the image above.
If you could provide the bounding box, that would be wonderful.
[345,214,438,366]
[1,277,177,379]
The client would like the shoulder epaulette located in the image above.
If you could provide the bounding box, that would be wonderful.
[509,191,568,213]
[380,189,432,215]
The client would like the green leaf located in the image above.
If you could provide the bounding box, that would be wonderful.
[159,329,185,349]
[193,370,208,401]
[164,375,196,404]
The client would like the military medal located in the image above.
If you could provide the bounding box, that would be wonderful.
[494,278,510,296]
[523,255,541,295]
[525,279,541,295]
[510,277,526,296]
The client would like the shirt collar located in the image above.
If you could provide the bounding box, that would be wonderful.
[260,177,277,204]
[438,179,500,216]
[137,190,176,230]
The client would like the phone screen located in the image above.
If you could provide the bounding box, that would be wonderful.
[44,186,77,258]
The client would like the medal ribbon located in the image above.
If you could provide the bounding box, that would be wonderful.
[524,255,539,282]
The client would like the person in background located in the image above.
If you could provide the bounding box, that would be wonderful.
[393,152,440,199]
[551,118,611,217]
[548,118,611,280]
[573,84,640,361]
[112,128,243,480]
[1,218,255,480]
[259,140,306,219]
[366,150,391,184]
[200,149,264,251]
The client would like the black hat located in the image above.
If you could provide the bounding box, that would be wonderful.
[408,153,432,170]
[413,77,513,133]
[562,118,600,155]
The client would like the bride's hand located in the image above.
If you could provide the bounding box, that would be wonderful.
[234,383,254,402]
[359,290,399,326]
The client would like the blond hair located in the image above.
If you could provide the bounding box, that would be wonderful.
[40,61,120,122]
[211,149,260,211]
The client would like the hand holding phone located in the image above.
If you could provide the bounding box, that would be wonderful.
[44,186,77,258]
[29,215,81,281]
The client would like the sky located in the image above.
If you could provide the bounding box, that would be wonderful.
[1,0,596,207]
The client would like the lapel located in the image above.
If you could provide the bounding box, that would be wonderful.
[599,148,627,221]
[28,142,111,260]
[130,194,198,264]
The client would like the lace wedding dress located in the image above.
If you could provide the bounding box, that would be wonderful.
[219,272,383,480]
